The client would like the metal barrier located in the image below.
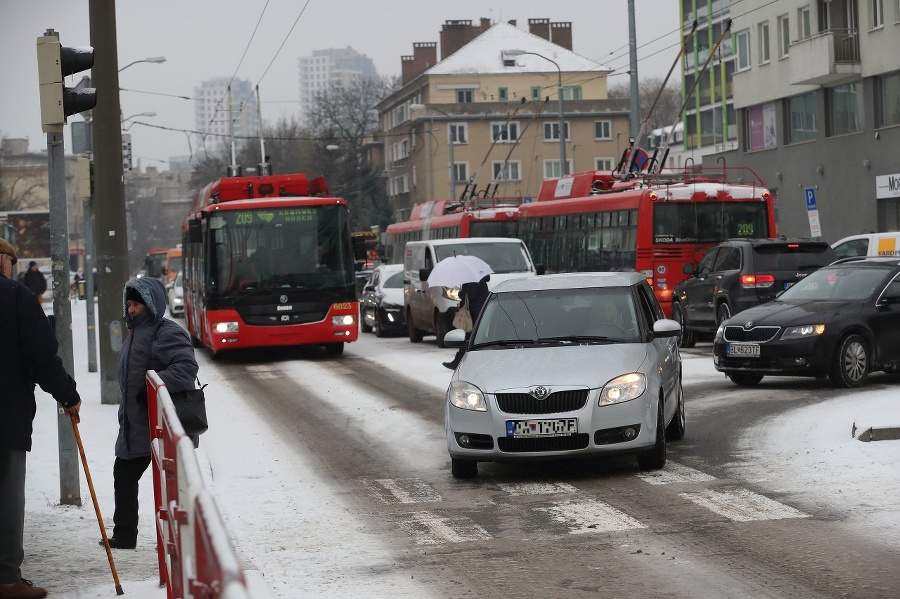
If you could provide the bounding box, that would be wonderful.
[148,371,252,599]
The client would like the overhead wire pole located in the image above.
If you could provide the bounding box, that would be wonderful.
[628,0,640,142]
[89,0,130,404]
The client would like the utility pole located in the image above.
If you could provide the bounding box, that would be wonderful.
[89,1,129,403]
[628,0,641,142]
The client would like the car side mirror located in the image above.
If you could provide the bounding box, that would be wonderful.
[682,263,695,276]
[419,268,431,281]
[364,284,375,292]
[535,264,546,275]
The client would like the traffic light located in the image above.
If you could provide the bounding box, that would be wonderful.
[36,29,97,132]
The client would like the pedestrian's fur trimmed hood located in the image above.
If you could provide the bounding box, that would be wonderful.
[122,277,166,320]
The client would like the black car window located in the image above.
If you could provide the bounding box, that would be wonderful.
[780,267,894,301]
[752,246,836,271]
[697,248,719,274]
[713,247,741,271]
[832,238,869,259]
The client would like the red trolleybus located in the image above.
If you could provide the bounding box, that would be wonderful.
[182,173,362,359]
[385,197,521,264]
[519,167,776,316]
[143,248,169,280]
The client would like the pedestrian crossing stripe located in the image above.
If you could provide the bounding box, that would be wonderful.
[679,488,809,522]
[535,499,646,534]
[364,478,443,504]
[395,511,492,545]
[497,481,580,496]
[634,461,716,485]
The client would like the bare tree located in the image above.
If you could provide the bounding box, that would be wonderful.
[609,77,683,135]
[0,173,47,212]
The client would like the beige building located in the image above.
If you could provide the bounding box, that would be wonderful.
[375,19,630,221]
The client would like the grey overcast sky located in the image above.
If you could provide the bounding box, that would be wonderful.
[2,1,681,170]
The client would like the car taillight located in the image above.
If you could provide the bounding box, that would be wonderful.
[741,274,775,288]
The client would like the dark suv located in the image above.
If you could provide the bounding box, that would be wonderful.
[672,238,837,347]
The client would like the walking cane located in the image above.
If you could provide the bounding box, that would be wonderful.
[70,413,124,595]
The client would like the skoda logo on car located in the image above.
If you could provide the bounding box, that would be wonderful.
[280,294,288,304]
[531,385,549,400]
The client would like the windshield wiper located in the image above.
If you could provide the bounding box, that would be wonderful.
[471,339,541,349]
[538,335,615,344]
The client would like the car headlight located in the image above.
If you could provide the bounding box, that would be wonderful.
[443,287,461,301]
[447,381,487,411]
[781,324,825,339]
[714,324,725,343]
[332,314,356,326]
[599,373,646,405]
[214,321,239,333]
[173,297,183,305]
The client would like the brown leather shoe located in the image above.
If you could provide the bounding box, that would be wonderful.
[0,578,48,599]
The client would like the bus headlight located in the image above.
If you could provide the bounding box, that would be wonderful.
[332,314,356,326]
[214,321,239,333]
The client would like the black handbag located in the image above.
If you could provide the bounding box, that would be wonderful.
[147,320,208,436]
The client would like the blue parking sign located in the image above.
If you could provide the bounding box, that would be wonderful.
[805,187,817,211]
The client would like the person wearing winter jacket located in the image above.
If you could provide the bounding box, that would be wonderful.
[443,274,491,370]
[22,262,47,304]
[102,277,197,550]
[1,239,81,599]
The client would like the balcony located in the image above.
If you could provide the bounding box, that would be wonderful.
[789,29,861,86]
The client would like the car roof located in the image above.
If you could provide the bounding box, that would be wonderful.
[827,256,900,268]
[375,263,403,273]
[408,237,523,247]
[721,237,832,248]
[492,271,645,293]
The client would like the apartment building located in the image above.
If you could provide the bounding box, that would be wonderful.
[714,0,900,239]
[298,47,379,123]
[375,19,630,220]
[193,77,259,146]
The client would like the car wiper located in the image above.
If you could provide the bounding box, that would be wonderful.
[471,339,541,349]
[538,335,614,344]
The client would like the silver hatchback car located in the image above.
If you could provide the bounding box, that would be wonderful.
[444,272,685,478]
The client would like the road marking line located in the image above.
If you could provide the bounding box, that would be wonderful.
[365,478,443,504]
[498,482,579,496]
[397,511,492,545]
[535,499,646,534]
[679,488,810,522]
[634,461,716,485]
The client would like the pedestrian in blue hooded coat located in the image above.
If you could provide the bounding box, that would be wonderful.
[103,277,197,550]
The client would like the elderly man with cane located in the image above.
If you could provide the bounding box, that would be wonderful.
[0,239,82,599]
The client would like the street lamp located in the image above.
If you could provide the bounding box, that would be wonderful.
[410,103,456,201]
[505,49,568,175]
[118,56,166,72]
[121,111,156,131]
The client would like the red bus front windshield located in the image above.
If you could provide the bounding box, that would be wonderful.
[468,220,518,238]
[652,202,770,244]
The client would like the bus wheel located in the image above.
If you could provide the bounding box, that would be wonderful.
[325,342,344,355]
[408,310,424,343]
[206,345,220,361]
[190,334,203,349]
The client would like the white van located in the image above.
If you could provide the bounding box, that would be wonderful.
[404,238,542,346]
[831,232,900,259]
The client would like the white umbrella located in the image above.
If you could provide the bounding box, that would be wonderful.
[427,255,493,288]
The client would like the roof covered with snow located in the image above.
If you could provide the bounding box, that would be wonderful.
[426,21,610,77]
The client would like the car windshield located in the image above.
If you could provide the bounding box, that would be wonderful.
[383,271,404,288]
[778,266,893,301]
[433,242,531,273]
[472,286,640,345]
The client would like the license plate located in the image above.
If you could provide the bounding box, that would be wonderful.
[506,419,577,438]
[784,282,796,290]
[727,344,760,357]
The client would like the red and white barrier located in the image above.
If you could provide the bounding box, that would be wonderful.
[147,371,253,599]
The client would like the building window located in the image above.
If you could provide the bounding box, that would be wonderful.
[744,103,778,151]
[498,87,509,101]
[531,86,542,100]
[543,159,572,179]
[785,92,818,144]
[758,21,770,64]
[875,71,900,128]
[492,161,521,181]
[872,0,884,27]
[594,120,612,139]
[562,86,582,100]
[818,0,833,30]
[778,15,790,57]
[449,123,468,144]
[452,162,469,183]
[456,89,474,103]
[736,29,751,71]
[827,82,864,135]
[491,122,520,143]
[595,157,614,171]
[798,6,811,39]
[542,121,570,141]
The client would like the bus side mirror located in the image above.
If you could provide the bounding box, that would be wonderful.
[352,236,367,261]
[188,218,202,243]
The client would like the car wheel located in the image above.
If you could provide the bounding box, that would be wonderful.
[374,318,385,338]
[637,397,667,470]
[672,302,696,348]
[451,458,478,479]
[407,309,424,343]
[665,380,686,441]
[325,342,345,355]
[435,313,451,348]
[829,333,870,388]
[727,372,764,386]
[360,309,372,333]
[716,302,732,326]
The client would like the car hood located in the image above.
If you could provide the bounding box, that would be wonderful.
[379,287,404,306]
[455,343,650,392]
[726,299,864,326]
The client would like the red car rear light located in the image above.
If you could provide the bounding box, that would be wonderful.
[741,274,775,288]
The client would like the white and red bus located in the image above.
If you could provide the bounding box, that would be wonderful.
[182,173,363,359]
[385,197,522,264]
[519,168,776,316]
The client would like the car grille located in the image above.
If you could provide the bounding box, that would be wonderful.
[723,325,781,343]
[495,390,589,415]
[497,434,590,453]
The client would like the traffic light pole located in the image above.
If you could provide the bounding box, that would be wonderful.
[89,1,129,404]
